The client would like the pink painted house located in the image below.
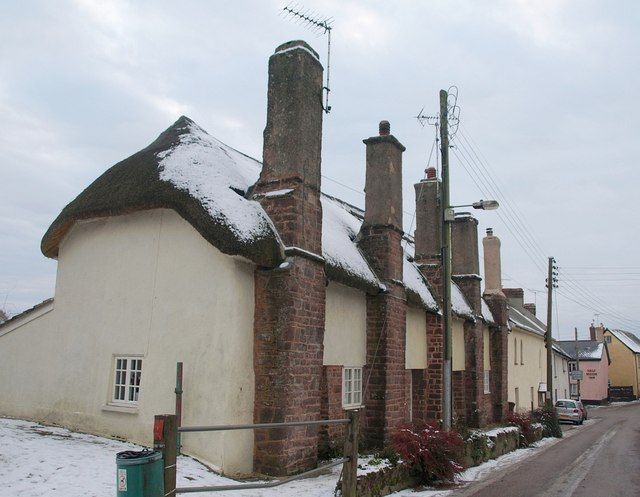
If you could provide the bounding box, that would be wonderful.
[556,340,610,405]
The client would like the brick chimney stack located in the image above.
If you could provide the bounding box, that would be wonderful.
[412,168,445,422]
[524,303,537,317]
[451,213,481,314]
[256,40,323,253]
[358,121,408,448]
[252,40,326,476]
[481,228,509,423]
[503,288,525,307]
[414,168,441,269]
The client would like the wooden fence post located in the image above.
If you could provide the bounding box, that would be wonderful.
[342,409,359,497]
[154,414,177,497]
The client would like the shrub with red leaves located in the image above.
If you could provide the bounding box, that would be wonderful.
[506,411,536,446]
[392,423,464,484]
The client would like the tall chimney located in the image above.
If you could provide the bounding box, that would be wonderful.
[362,121,405,233]
[451,213,481,314]
[414,167,440,265]
[359,121,407,447]
[482,227,503,295]
[255,40,324,253]
[252,40,326,476]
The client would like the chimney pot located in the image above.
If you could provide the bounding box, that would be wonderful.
[486,227,493,236]
[426,167,437,179]
[379,120,391,136]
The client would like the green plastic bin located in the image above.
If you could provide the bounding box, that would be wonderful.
[116,450,164,497]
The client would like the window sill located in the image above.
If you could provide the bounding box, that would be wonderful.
[102,404,139,414]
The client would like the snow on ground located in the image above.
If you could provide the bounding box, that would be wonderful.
[0,418,343,497]
[1,416,566,497]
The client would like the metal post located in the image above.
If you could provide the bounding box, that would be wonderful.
[175,362,183,455]
[342,409,359,497]
[545,257,554,407]
[154,414,177,497]
[440,89,453,431]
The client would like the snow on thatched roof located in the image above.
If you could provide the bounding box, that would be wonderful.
[41,116,284,267]
[321,195,381,293]
[42,117,444,312]
[481,299,496,325]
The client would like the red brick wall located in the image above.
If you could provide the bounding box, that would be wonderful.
[358,227,408,449]
[485,293,509,422]
[319,365,346,455]
[253,256,326,475]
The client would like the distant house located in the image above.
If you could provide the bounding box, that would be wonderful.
[501,291,548,412]
[552,344,571,402]
[603,328,640,400]
[0,40,510,476]
[555,340,610,405]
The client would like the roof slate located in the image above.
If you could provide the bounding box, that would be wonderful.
[555,340,605,361]
[608,329,640,354]
[508,302,546,336]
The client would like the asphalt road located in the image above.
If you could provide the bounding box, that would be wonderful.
[450,402,640,497]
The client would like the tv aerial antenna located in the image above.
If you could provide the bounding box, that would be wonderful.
[281,3,334,113]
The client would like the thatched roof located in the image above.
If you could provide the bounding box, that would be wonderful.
[41,116,445,314]
[41,116,285,267]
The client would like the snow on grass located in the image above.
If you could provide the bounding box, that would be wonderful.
[0,418,351,497]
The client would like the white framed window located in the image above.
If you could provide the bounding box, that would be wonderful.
[112,356,143,405]
[570,383,578,397]
[483,370,491,394]
[569,362,578,372]
[342,367,362,409]
[604,335,612,344]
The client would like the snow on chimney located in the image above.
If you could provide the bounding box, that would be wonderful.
[256,40,324,253]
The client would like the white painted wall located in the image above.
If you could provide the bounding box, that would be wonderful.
[483,326,491,370]
[553,352,570,401]
[323,282,366,367]
[0,209,256,475]
[406,307,427,369]
[507,327,547,411]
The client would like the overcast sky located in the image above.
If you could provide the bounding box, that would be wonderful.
[2,0,639,338]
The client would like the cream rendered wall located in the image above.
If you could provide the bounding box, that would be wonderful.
[406,307,427,369]
[507,327,547,411]
[0,209,255,475]
[553,352,570,401]
[452,318,466,371]
[324,282,367,367]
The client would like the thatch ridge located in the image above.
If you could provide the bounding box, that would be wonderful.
[41,116,284,267]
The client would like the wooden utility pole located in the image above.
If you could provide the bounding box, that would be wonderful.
[440,89,453,431]
[545,257,555,406]
[575,327,581,399]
